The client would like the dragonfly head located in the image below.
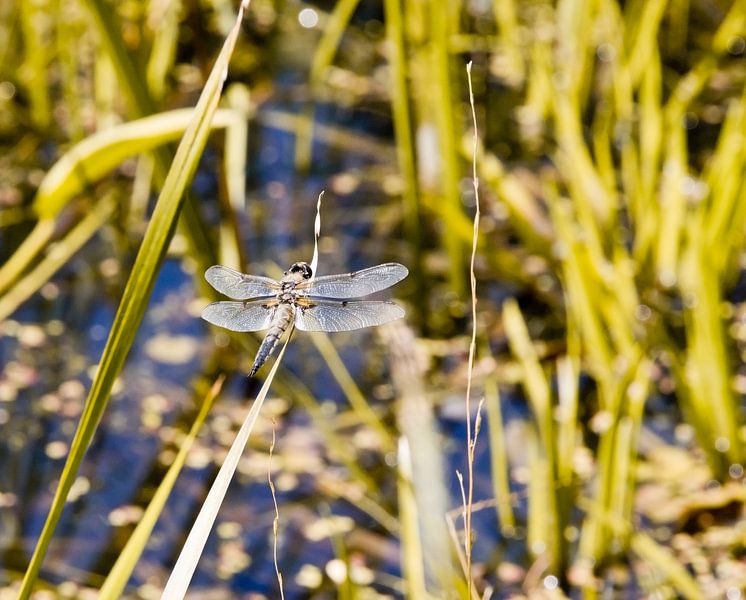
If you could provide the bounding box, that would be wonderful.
[287,261,313,280]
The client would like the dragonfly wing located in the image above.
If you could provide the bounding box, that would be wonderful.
[205,265,279,300]
[299,262,408,299]
[294,300,405,332]
[202,300,274,332]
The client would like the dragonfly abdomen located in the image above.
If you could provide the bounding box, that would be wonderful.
[249,304,294,377]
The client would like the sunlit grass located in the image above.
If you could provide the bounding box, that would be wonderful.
[2,0,746,597]
[97,375,225,600]
[13,1,250,596]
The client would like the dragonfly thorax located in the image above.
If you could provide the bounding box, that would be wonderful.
[277,284,304,304]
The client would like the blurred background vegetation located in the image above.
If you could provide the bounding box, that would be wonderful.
[1,0,746,598]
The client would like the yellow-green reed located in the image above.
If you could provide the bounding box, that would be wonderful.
[16,4,248,595]
[0,195,116,321]
[426,0,465,295]
[19,0,52,128]
[503,299,562,573]
[146,0,182,101]
[397,439,430,600]
[98,375,225,600]
[295,0,361,170]
[491,0,523,85]
[82,0,218,273]
[483,375,515,532]
[705,87,746,275]
[383,0,421,279]
[55,0,85,141]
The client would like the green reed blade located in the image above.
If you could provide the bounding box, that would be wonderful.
[705,87,746,263]
[623,0,667,86]
[97,375,225,599]
[526,428,560,573]
[503,299,560,570]
[16,4,249,596]
[484,375,515,532]
[295,0,361,170]
[19,0,51,128]
[146,0,182,101]
[384,0,421,266]
[397,438,429,600]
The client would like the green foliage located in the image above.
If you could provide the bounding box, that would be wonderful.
[13,1,248,596]
[2,0,746,597]
[97,376,225,599]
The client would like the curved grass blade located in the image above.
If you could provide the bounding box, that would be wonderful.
[0,108,244,300]
[97,375,225,600]
[82,0,219,274]
[16,2,251,597]
[160,332,292,599]
[34,108,246,219]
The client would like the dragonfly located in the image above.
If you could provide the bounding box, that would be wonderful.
[202,261,408,377]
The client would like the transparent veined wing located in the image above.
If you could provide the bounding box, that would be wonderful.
[299,263,408,299]
[205,265,279,300]
[202,300,274,332]
[294,300,405,332]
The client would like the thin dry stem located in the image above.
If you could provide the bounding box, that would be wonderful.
[268,423,286,600]
[463,60,481,594]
